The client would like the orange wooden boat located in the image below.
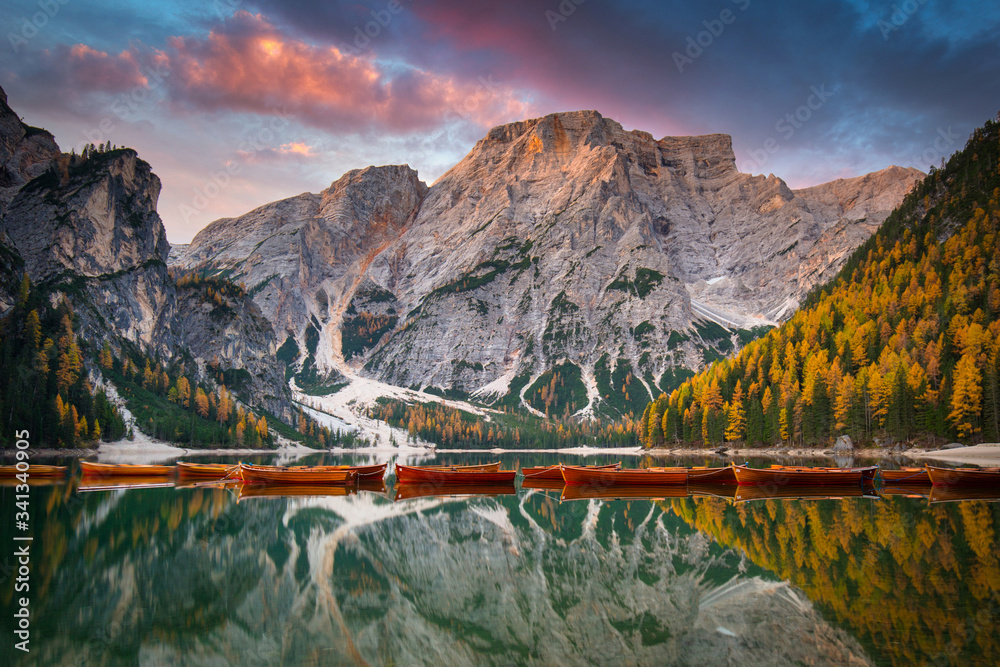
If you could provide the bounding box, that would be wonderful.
[733,464,877,486]
[80,461,175,477]
[734,484,877,503]
[879,467,930,485]
[394,482,516,501]
[176,461,238,479]
[925,465,1000,487]
[0,464,67,478]
[329,462,388,479]
[521,462,620,481]
[238,462,357,485]
[395,464,516,484]
[686,465,742,485]
[420,462,502,472]
[560,484,688,502]
[78,475,175,492]
[561,465,687,486]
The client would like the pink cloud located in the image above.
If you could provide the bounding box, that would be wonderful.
[278,142,314,156]
[158,12,534,133]
[25,43,149,95]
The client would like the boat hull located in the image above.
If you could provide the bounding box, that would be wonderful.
[925,465,1000,487]
[733,465,877,486]
[521,463,620,481]
[239,463,357,485]
[421,462,502,472]
[395,464,516,485]
[333,463,388,479]
[561,466,687,486]
[176,462,236,479]
[686,466,740,485]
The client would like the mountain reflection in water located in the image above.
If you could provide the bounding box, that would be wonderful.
[1,474,998,666]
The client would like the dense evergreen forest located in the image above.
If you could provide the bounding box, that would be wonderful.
[641,113,1000,448]
[0,288,126,447]
[0,274,345,449]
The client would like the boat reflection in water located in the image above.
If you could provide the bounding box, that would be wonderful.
[7,455,1000,667]
[236,483,357,501]
[733,484,880,503]
[559,483,688,502]
[394,482,516,501]
[76,474,176,492]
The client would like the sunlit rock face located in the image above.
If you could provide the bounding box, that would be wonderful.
[0,85,293,415]
[177,111,919,413]
[31,489,871,666]
[1,147,174,347]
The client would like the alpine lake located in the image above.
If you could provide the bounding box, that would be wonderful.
[2,452,998,666]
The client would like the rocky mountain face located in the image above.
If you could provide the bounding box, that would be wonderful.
[2,147,176,346]
[0,85,59,214]
[177,111,921,417]
[0,86,290,418]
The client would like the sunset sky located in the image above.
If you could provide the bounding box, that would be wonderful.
[2,0,998,243]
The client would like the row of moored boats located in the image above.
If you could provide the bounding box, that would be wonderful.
[1,461,997,488]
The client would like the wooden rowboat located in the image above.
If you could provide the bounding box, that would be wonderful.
[521,462,620,481]
[879,467,930,485]
[925,465,1000,487]
[395,464,516,485]
[561,465,687,486]
[686,465,742,485]
[767,464,878,483]
[80,461,175,477]
[0,464,67,478]
[330,462,388,479]
[238,462,357,485]
[733,464,877,486]
[394,482,516,501]
[420,462,502,472]
[176,461,237,479]
[560,484,688,502]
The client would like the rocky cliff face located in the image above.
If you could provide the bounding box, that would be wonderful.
[0,86,60,214]
[1,148,176,346]
[177,111,921,417]
[0,85,291,419]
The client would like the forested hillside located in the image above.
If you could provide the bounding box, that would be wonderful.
[641,113,1000,448]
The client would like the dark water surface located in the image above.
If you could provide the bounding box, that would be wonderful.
[1,453,998,666]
